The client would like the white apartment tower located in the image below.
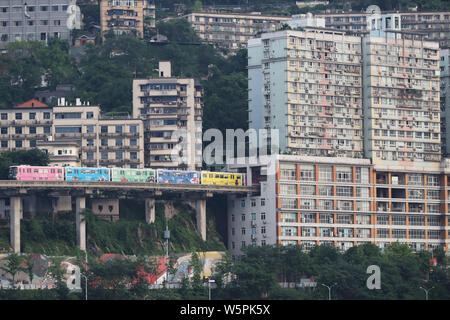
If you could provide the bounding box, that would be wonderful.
[362,35,441,167]
[248,29,364,158]
[132,61,203,170]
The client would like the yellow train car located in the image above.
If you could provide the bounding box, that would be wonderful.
[200,171,246,186]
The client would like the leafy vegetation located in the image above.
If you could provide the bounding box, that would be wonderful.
[211,243,450,300]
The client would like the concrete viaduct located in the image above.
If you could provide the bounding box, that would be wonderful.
[0,181,257,253]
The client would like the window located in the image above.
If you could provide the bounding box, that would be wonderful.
[1,141,7,148]
[300,185,315,195]
[280,164,296,180]
[336,186,353,197]
[300,165,315,181]
[87,112,94,119]
[282,227,298,236]
[408,173,423,185]
[29,127,36,134]
[319,165,332,181]
[130,152,137,159]
[336,166,352,182]
[101,126,108,133]
[251,199,256,207]
[377,229,389,238]
[377,215,389,225]
[427,216,441,226]
[280,184,296,195]
[281,198,297,209]
[29,113,36,120]
[101,152,108,160]
[409,216,424,226]
[392,215,406,225]
[44,112,50,119]
[15,113,22,120]
[44,127,50,134]
[261,198,265,206]
[15,140,22,148]
[241,214,245,221]
[29,140,36,148]
[260,212,266,220]
[86,125,94,133]
[116,151,123,159]
[15,127,22,134]
[427,190,440,200]
[0,128,6,134]
[1,113,7,120]
[116,125,122,133]
[281,212,297,223]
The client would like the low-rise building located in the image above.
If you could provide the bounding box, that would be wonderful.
[0,98,145,168]
[227,155,449,257]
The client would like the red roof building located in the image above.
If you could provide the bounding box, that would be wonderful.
[14,99,49,109]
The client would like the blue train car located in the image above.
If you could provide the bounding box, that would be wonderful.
[157,169,200,184]
[65,167,110,182]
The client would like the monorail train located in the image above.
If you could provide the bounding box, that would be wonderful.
[8,165,247,186]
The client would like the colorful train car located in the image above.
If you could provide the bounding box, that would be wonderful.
[200,171,246,186]
[8,165,64,181]
[65,167,110,182]
[157,169,200,184]
[111,168,156,183]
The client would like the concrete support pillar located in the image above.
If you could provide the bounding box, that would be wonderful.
[10,197,21,253]
[196,199,206,241]
[145,198,155,224]
[76,197,86,251]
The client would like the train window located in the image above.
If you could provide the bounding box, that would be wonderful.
[58,169,62,173]
[51,169,54,173]
[224,175,228,178]
[27,169,31,173]
[220,175,224,178]
[34,169,38,173]
[75,169,78,174]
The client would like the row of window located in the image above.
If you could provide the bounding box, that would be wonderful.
[86,151,139,160]
[231,212,266,222]
[0,5,68,13]
[279,164,369,183]
[232,198,266,208]
[280,212,446,226]
[0,20,64,27]
[231,225,267,236]
[281,227,445,239]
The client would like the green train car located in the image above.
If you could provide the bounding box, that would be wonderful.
[111,168,156,183]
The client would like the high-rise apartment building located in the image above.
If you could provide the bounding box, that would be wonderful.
[0,0,72,50]
[362,35,441,167]
[316,10,450,48]
[441,49,450,156]
[0,98,145,168]
[132,62,203,170]
[248,29,364,158]
[227,155,449,257]
[100,0,155,39]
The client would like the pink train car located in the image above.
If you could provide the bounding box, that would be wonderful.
[9,166,64,181]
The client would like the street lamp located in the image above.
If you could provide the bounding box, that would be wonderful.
[419,286,434,300]
[208,279,215,300]
[321,283,337,300]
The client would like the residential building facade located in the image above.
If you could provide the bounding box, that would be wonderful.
[441,49,450,156]
[227,155,450,257]
[99,0,155,39]
[0,98,145,168]
[184,12,291,52]
[132,62,203,170]
[362,35,441,167]
[0,0,72,50]
[248,29,364,158]
[316,11,450,48]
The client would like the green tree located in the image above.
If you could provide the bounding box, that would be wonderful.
[1,253,24,287]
